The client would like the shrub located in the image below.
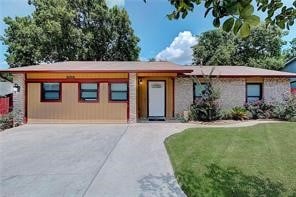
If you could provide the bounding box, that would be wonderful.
[273,95,296,121]
[231,107,249,120]
[244,101,274,119]
[176,112,188,123]
[190,99,221,121]
[189,68,221,121]
[220,110,233,120]
[0,112,14,131]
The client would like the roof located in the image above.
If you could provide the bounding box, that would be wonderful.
[0,61,192,73]
[184,66,296,77]
[0,82,13,96]
[284,57,296,67]
[1,62,295,77]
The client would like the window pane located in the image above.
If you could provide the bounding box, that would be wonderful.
[194,84,206,97]
[43,83,60,91]
[81,83,97,90]
[111,92,127,100]
[247,84,260,97]
[44,92,59,100]
[111,83,127,91]
[247,97,260,103]
[81,92,97,99]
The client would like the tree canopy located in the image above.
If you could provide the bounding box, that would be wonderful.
[192,24,288,70]
[2,0,140,68]
[162,0,296,37]
[284,38,296,61]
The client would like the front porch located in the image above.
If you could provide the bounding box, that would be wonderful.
[135,73,176,121]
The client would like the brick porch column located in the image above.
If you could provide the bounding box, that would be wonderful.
[13,73,26,125]
[129,73,137,123]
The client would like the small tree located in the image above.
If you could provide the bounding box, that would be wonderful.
[190,67,221,121]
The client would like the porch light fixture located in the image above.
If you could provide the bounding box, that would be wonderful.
[139,79,143,85]
[13,84,21,93]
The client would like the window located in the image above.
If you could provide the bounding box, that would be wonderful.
[80,83,98,102]
[246,83,262,102]
[193,83,207,100]
[290,81,296,94]
[110,83,128,101]
[41,83,61,101]
[291,81,296,89]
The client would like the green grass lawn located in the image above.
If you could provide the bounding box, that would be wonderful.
[165,123,296,197]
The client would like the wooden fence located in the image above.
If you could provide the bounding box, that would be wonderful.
[0,95,12,115]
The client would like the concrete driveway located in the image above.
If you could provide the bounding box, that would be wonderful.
[0,123,189,197]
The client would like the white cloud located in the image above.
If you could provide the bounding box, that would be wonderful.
[155,31,197,65]
[107,0,125,7]
[139,57,148,62]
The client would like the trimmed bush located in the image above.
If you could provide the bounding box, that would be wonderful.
[244,101,274,119]
[273,95,296,121]
[0,112,14,131]
[220,110,233,120]
[231,107,249,120]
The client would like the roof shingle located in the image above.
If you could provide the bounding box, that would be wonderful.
[184,66,296,77]
[1,62,296,77]
[1,61,192,73]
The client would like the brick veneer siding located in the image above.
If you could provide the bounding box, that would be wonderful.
[263,78,291,103]
[129,73,137,123]
[175,77,193,115]
[174,77,292,116]
[213,78,246,109]
[175,77,246,115]
[13,73,25,125]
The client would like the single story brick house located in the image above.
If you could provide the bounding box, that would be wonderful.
[1,61,296,124]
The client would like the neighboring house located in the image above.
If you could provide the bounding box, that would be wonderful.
[0,81,13,97]
[0,61,295,124]
[0,80,13,115]
[282,57,296,93]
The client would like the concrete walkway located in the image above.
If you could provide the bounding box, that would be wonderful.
[84,123,190,197]
[0,120,278,197]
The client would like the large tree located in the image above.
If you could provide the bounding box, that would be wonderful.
[192,24,287,70]
[284,38,296,60]
[192,30,236,65]
[2,0,140,68]
[163,0,296,37]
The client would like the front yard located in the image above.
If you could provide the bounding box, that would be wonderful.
[165,123,296,196]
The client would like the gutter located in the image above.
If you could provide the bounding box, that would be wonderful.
[0,70,194,74]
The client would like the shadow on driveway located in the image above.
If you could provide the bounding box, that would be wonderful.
[138,173,185,197]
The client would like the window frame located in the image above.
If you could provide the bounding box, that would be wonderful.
[41,82,62,102]
[246,83,263,103]
[79,83,99,103]
[109,82,129,102]
[193,82,207,101]
[290,81,296,89]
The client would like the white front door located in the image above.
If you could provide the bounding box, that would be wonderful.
[148,81,165,117]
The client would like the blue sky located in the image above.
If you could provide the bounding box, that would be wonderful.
[0,0,295,69]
